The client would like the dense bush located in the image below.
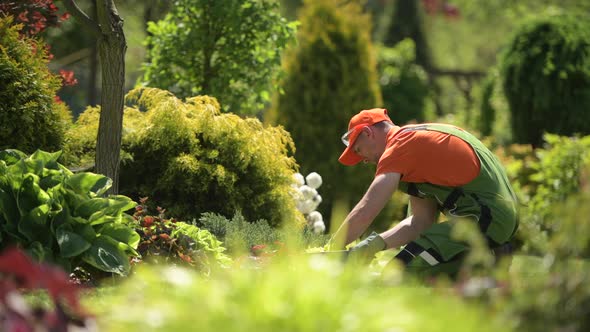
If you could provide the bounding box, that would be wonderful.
[500,14,590,146]
[378,39,430,125]
[0,17,71,153]
[140,0,296,115]
[64,87,304,227]
[519,134,590,254]
[268,0,382,222]
[0,149,138,276]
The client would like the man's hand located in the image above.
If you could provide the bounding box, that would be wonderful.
[348,231,386,264]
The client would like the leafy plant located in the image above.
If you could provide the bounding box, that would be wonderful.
[378,39,430,126]
[117,87,302,227]
[141,0,297,115]
[500,14,590,146]
[0,149,138,276]
[0,17,72,153]
[199,211,329,254]
[132,197,231,272]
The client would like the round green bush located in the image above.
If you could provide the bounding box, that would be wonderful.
[378,39,430,125]
[500,14,590,146]
[0,17,71,153]
[64,87,304,227]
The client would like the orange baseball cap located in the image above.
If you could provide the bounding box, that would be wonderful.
[338,108,392,166]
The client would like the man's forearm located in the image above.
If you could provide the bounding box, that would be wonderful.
[380,215,432,249]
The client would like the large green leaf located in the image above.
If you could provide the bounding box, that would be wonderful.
[40,168,66,190]
[28,150,62,170]
[99,223,140,249]
[16,174,50,214]
[25,241,53,262]
[0,149,27,165]
[0,186,19,223]
[56,225,92,258]
[89,213,120,226]
[65,173,112,196]
[72,222,97,242]
[81,235,130,275]
[18,204,51,244]
[75,196,136,219]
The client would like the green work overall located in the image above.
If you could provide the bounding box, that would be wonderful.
[392,124,518,277]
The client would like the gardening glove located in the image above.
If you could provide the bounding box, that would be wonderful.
[347,232,386,264]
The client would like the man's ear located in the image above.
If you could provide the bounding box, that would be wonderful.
[362,126,374,138]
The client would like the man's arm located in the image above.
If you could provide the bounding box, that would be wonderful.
[332,172,401,247]
[380,195,439,249]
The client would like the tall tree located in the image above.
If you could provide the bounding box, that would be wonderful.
[62,0,126,193]
[140,0,296,116]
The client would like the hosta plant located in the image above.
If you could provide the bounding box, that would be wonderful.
[0,149,139,276]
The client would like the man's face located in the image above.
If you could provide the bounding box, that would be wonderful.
[351,128,379,164]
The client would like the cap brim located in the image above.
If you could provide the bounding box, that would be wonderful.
[339,146,363,166]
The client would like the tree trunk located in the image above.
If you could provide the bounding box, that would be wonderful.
[88,2,99,106]
[95,3,127,195]
[61,1,126,194]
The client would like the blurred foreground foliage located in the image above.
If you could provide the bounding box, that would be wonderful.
[89,255,508,332]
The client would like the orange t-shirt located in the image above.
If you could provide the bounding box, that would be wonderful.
[376,124,481,187]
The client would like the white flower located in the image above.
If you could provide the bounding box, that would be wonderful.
[293,173,305,187]
[313,220,326,234]
[308,194,321,211]
[306,211,323,224]
[298,185,317,200]
[297,199,316,215]
[305,172,322,189]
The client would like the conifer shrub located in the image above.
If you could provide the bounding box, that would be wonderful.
[64,87,304,228]
[268,0,382,220]
[377,39,430,125]
[0,17,71,153]
[500,14,590,146]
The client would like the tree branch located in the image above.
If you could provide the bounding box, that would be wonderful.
[427,67,486,79]
[62,0,101,36]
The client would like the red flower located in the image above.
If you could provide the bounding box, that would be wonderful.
[59,69,78,86]
[142,216,154,227]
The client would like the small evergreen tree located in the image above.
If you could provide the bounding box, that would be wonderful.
[500,14,590,146]
[0,17,70,153]
[268,0,382,224]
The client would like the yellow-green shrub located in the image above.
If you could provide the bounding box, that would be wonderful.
[64,87,303,227]
[0,17,71,153]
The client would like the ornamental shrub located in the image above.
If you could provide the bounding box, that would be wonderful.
[500,14,590,146]
[268,0,382,222]
[0,17,71,153]
[140,0,296,115]
[65,87,304,227]
[377,39,430,125]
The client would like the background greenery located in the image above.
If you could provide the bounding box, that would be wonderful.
[2,0,590,331]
